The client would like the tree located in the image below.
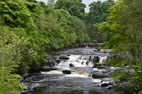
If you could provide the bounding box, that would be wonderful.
[55,0,86,19]
[99,0,142,93]
[0,26,28,94]
[0,0,35,31]
[86,0,114,42]
[47,0,55,8]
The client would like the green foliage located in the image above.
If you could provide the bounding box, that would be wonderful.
[55,0,86,19]
[99,0,142,93]
[0,0,35,31]
[47,0,55,8]
[74,17,89,43]
[0,26,28,94]
[88,0,114,23]
[37,8,88,50]
[0,0,89,93]
[86,0,115,42]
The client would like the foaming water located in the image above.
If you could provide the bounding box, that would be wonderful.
[21,47,116,94]
[56,55,93,70]
[21,72,114,94]
[41,70,63,74]
[99,56,108,64]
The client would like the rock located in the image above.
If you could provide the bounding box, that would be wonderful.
[94,49,98,52]
[96,66,107,69]
[55,59,61,64]
[81,61,84,65]
[76,71,86,74]
[92,72,106,78]
[106,85,113,89]
[75,71,89,76]
[45,59,56,66]
[59,55,69,60]
[100,49,107,53]
[109,67,121,73]
[40,66,57,71]
[93,63,106,68]
[62,70,71,74]
[79,43,88,48]
[86,61,89,65]
[93,56,100,63]
[101,78,115,87]
[100,49,112,53]
[69,63,74,67]
[101,81,113,87]
[101,78,114,82]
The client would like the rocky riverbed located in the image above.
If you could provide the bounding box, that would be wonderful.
[21,46,120,94]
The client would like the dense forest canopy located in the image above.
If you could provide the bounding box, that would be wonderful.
[0,0,142,94]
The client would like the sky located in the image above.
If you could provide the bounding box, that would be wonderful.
[37,0,107,13]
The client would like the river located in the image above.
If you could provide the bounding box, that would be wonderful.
[21,46,119,94]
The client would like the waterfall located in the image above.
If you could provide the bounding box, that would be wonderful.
[55,55,93,69]
[99,56,108,64]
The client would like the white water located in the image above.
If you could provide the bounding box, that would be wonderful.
[99,56,108,64]
[41,70,63,74]
[65,73,89,78]
[22,47,117,94]
[56,55,93,70]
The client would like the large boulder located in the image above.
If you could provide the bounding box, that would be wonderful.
[59,55,69,60]
[62,70,71,74]
[93,63,107,69]
[101,78,115,87]
[92,72,106,78]
[69,63,74,67]
[101,81,114,87]
[40,66,57,71]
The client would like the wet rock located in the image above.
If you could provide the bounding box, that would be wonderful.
[100,49,112,53]
[101,81,114,87]
[100,49,107,53]
[81,61,84,65]
[109,67,121,73]
[94,49,98,52]
[45,58,56,66]
[69,63,74,67]
[92,72,106,78]
[79,43,88,48]
[47,56,57,60]
[106,85,113,89]
[101,78,115,87]
[101,78,114,82]
[40,66,57,71]
[93,56,100,63]
[62,70,71,74]
[59,55,69,60]
[55,59,61,64]
[86,61,89,65]
[75,71,89,76]
[89,56,91,61]
[93,63,106,69]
